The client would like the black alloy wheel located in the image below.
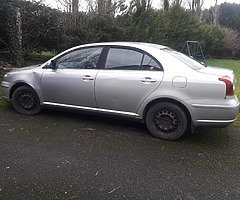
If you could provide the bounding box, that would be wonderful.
[146,102,188,140]
[12,86,41,115]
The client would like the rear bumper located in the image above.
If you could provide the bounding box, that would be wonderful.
[185,96,239,127]
[194,119,237,127]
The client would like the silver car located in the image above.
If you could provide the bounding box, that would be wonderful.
[1,42,239,140]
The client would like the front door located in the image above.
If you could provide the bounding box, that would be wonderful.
[42,47,103,107]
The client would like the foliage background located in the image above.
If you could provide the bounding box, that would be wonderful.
[0,0,240,67]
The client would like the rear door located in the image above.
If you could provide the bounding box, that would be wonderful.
[95,46,164,113]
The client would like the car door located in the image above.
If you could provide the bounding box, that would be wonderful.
[95,46,164,114]
[41,46,103,107]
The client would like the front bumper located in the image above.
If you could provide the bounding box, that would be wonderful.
[185,96,239,127]
[1,81,11,102]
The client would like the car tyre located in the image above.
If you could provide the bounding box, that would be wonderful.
[146,102,188,140]
[12,86,41,115]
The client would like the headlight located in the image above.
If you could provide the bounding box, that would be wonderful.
[3,72,11,78]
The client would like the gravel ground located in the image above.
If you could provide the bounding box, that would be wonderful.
[0,105,240,200]
[1,71,240,199]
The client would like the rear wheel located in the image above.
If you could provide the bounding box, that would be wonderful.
[146,102,188,140]
[12,86,41,115]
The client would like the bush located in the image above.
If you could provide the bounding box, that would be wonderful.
[220,27,240,58]
[0,0,233,65]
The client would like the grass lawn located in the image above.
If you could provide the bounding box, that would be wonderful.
[32,51,55,57]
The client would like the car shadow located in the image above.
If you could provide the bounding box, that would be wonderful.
[179,127,231,148]
[40,108,150,135]
[39,108,232,148]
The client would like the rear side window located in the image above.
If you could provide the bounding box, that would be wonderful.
[142,54,162,70]
[105,47,162,71]
[105,48,143,70]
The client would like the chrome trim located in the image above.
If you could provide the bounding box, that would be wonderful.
[43,102,140,117]
[192,103,239,109]
[196,119,236,123]
[1,81,10,88]
[2,96,9,102]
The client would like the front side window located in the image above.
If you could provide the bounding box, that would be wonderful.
[105,48,143,70]
[56,47,103,69]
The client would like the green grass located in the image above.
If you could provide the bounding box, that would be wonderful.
[32,51,56,57]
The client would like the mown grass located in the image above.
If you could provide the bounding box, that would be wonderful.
[32,51,56,57]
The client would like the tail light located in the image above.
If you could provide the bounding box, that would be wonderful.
[219,76,234,96]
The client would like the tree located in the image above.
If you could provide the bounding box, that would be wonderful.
[219,3,240,31]
[163,0,169,11]
[174,0,182,6]
[213,0,219,26]
[97,0,113,17]
[0,0,23,67]
[72,0,79,13]
[188,0,204,19]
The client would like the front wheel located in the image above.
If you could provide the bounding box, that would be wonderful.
[12,86,41,115]
[146,102,188,141]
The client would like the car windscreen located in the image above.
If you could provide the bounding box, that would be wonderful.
[164,49,205,70]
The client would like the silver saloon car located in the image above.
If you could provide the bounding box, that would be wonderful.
[1,42,239,140]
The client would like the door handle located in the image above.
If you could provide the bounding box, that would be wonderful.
[141,77,157,83]
[82,75,94,81]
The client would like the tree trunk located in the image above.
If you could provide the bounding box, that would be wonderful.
[15,7,23,67]
[98,0,106,16]
[71,0,78,27]
[163,0,169,11]
[191,0,195,10]
[97,0,112,17]
[72,0,78,13]
[213,0,219,26]
[195,0,201,19]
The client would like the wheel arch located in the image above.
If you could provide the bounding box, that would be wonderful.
[142,98,192,124]
[10,82,36,100]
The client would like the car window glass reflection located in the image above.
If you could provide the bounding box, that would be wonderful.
[106,48,143,70]
[142,55,161,70]
[56,47,103,69]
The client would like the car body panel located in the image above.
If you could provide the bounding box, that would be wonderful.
[95,70,164,113]
[1,42,239,129]
[41,69,99,107]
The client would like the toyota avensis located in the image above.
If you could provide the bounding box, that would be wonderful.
[1,42,239,140]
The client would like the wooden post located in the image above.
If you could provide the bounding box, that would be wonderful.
[213,0,219,26]
[15,7,23,67]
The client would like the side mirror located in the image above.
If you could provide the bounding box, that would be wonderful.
[43,60,56,69]
[50,60,56,69]
[200,61,207,67]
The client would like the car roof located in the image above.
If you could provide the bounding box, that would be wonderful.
[89,42,167,49]
[51,42,170,61]
[67,42,168,52]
